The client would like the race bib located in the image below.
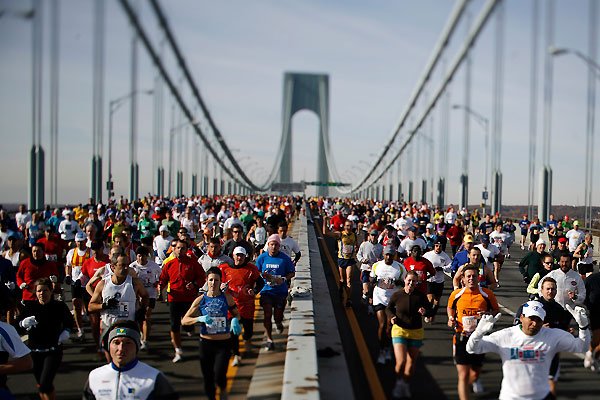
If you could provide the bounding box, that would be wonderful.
[206,316,227,334]
[462,316,478,334]
[377,277,396,290]
[117,302,129,318]
[342,243,354,255]
[46,254,58,261]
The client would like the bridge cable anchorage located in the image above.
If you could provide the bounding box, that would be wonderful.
[353,0,500,192]
[147,0,273,192]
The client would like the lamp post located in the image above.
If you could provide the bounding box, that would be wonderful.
[550,44,598,228]
[168,119,199,198]
[107,89,152,199]
[452,104,490,214]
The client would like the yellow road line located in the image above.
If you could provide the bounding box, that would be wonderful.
[318,228,386,400]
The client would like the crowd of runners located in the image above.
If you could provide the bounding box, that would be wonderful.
[0,195,302,400]
[0,195,598,400]
[313,198,598,400]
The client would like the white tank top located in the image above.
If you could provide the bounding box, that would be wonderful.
[101,275,136,327]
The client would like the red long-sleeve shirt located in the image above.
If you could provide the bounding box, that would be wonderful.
[159,255,206,302]
[16,258,60,301]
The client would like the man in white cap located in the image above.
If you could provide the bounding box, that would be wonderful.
[83,321,177,399]
[467,300,590,400]
[58,209,80,243]
[255,234,295,350]
[153,225,173,266]
[566,220,585,269]
[65,231,93,339]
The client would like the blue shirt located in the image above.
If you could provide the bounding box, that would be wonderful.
[255,251,295,297]
[199,292,229,335]
[450,250,469,275]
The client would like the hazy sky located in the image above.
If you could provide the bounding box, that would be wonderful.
[0,0,598,206]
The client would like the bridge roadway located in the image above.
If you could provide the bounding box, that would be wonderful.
[7,216,600,399]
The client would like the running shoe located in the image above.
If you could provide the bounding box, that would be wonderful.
[140,340,147,350]
[472,379,484,393]
[232,355,241,366]
[276,322,284,334]
[584,350,594,368]
[172,348,183,363]
[76,329,84,339]
[361,294,368,304]
[392,379,408,398]
[424,316,432,324]
[265,340,275,351]
[376,350,386,364]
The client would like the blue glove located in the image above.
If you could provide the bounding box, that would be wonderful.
[197,315,213,325]
[230,317,242,335]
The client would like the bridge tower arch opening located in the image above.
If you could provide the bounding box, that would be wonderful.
[279,73,330,197]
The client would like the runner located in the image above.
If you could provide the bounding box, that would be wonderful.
[538,254,586,308]
[423,238,452,322]
[129,246,162,349]
[387,270,434,398]
[328,220,358,308]
[466,300,589,400]
[83,321,178,400]
[370,245,406,364]
[219,246,261,366]
[65,231,92,339]
[515,277,572,395]
[447,265,500,399]
[181,267,241,400]
[255,234,295,350]
[17,277,74,400]
[356,229,383,312]
[573,233,594,279]
[159,239,206,362]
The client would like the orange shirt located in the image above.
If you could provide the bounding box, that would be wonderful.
[219,262,261,319]
[447,286,499,337]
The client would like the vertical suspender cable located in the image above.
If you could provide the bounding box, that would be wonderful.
[584,0,597,228]
[528,0,539,219]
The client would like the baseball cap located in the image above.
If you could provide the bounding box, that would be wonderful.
[233,246,248,256]
[408,226,417,232]
[536,239,546,246]
[370,229,379,236]
[107,326,141,351]
[558,237,567,244]
[159,225,169,232]
[383,245,396,255]
[521,300,546,320]
[463,235,474,243]
[75,232,86,242]
[426,223,434,229]
[573,220,580,226]
[267,234,281,244]
[480,234,490,244]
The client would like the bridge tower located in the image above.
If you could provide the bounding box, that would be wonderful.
[280,73,330,196]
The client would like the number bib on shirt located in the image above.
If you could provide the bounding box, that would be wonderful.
[206,317,227,334]
[462,316,478,335]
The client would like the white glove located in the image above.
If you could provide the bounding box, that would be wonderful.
[472,313,502,337]
[58,330,70,344]
[20,316,38,330]
[565,304,589,328]
[5,281,15,290]
[19,282,28,290]
[49,275,58,283]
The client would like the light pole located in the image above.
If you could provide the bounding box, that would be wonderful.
[550,44,598,228]
[107,89,152,199]
[169,119,199,198]
[453,104,490,214]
